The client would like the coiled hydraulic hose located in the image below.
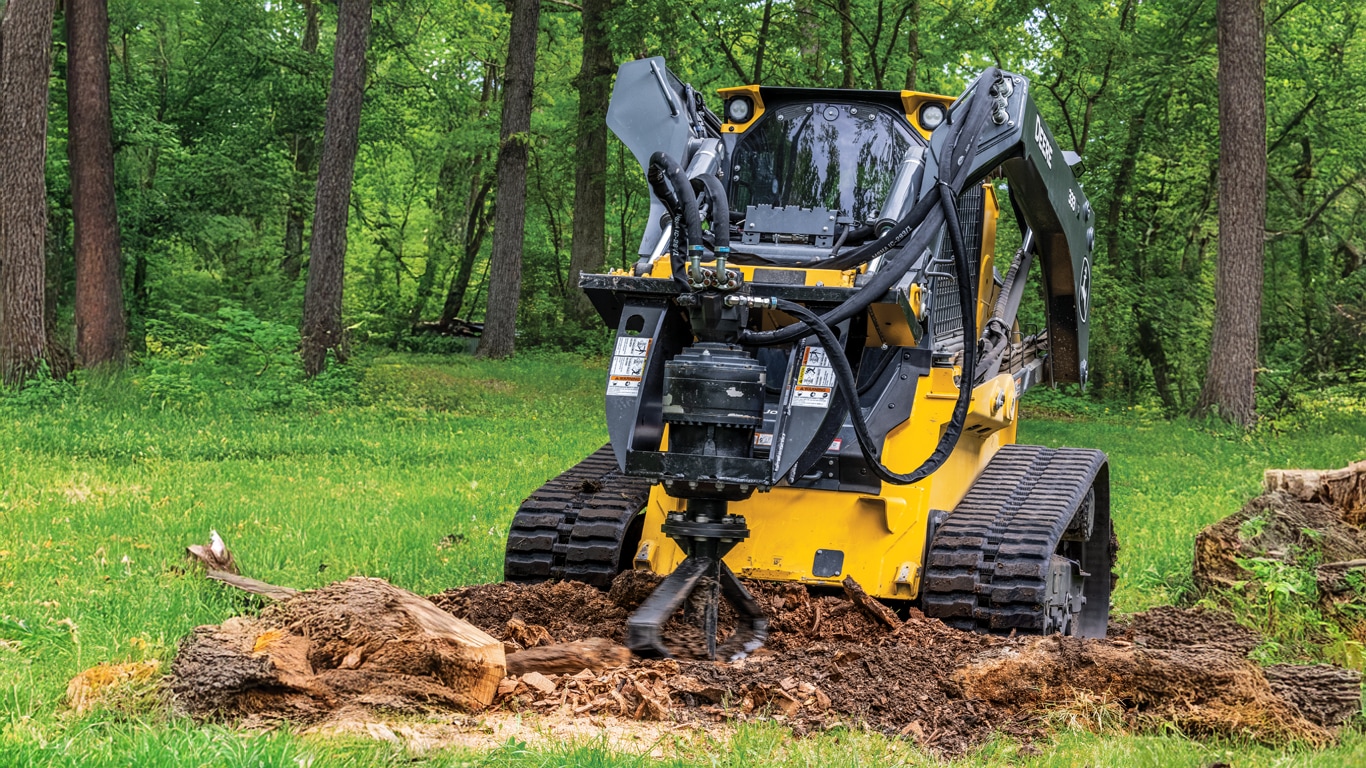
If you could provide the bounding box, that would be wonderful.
[692,173,730,252]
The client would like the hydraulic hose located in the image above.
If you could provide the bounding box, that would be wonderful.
[692,173,730,251]
[649,151,705,288]
[756,177,979,487]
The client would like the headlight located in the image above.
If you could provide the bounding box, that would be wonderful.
[918,102,946,131]
[725,96,753,123]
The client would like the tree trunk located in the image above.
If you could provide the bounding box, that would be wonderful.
[282,0,321,281]
[564,0,612,328]
[0,0,55,385]
[476,0,541,359]
[1194,0,1265,426]
[751,0,773,83]
[301,0,371,376]
[904,0,919,91]
[838,0,854,89]
[68,0,127,370]
[438,178,493,327]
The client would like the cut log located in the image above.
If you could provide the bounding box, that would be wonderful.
[1263,664,1363,727]
[169,577,506,718]
[506,637,630,676]
[1264,461,1366,526]
[842,576,902,630]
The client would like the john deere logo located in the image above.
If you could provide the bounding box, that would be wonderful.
[1078,256,1091,323]
[1035,115,1053,169]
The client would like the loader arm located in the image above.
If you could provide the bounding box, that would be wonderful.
[923,74,1095,385]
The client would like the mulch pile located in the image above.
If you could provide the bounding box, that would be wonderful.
[163,570,1364,756]
[426,573,1358,755]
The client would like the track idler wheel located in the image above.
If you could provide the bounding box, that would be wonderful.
[624,502,768,661]
[1054,487,1114,637]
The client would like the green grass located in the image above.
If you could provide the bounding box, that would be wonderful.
[2,351,1364,766]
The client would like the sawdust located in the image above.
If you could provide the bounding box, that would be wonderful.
[302,708,729,758]
[65,660,161,714]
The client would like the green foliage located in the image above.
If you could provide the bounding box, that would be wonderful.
[43,0,1355,398]
[4,361,75,409]
[132,305,357,411]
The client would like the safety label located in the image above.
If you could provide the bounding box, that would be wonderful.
[607,336,651,396]
[792,346,834,408]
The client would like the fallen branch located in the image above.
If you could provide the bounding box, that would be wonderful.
[206,570,298,601]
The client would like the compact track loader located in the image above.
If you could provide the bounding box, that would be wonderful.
[504,59,1113,660]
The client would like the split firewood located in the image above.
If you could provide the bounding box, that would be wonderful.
[506,637,631,676]
[186,530,238,575]
[842,576,902,630]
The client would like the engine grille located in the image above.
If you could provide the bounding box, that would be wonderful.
[931,185,985,344]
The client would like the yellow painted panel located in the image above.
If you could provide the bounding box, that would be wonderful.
[636,370,1018,600]
[717,85,765,134]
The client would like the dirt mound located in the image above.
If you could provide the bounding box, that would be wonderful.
[431,579,630,644]
[169,573,1362,756]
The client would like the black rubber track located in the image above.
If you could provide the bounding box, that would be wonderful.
[922,444,1110,635]
[503,444,653,589]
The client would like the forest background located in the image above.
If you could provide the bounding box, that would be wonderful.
[0,0,1364,417]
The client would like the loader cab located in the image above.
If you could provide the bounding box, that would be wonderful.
[717,86,955,258]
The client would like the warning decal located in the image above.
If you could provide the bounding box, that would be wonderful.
[607,336,651,396]
[792,346,834,408]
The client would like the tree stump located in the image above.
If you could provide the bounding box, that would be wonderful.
[169,577,505,719]
[1192,492,1366,594]
[1265,462,1366,526]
